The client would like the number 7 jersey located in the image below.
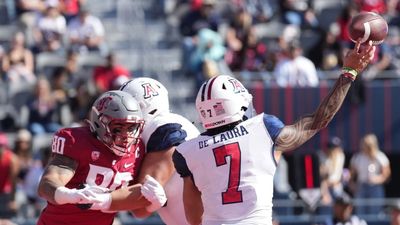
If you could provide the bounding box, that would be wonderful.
[174,113,284,225]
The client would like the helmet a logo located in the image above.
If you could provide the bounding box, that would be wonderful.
[142,83,159,99]
[96,96,113,111]
[229,79,246,93]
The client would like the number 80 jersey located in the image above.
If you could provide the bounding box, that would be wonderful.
[38,126,145,225]
[174,113,284,225]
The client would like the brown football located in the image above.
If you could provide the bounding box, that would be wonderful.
[348,12,388,45]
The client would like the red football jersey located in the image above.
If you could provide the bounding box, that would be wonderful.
[37,126,145,225]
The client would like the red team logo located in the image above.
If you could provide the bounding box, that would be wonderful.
[142,83,159,99]
[96,96,113,111]
[91,151,100,161]
[229,79,246,93]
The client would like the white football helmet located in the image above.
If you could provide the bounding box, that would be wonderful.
[88,90,144,156]
[119,77,169,122]
[196,75,253,130]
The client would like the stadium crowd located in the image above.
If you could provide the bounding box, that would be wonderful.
[0,0,400,225]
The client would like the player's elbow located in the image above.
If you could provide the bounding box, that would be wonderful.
[185,210,202,225]
[37,180,46,199]
[129,209,152,219]
[186,216,202,225]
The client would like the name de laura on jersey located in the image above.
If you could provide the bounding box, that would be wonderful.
[198,125,249,149]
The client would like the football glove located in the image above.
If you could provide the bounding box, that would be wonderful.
[141,175,167,212]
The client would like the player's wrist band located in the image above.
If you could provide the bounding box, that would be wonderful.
[341,67,358,81]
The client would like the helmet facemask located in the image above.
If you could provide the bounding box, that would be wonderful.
[89,90,145,157]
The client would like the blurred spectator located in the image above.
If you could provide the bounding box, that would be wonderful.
[2,32,36,93]
[50,67,69,104]
[273,154,295,216]
[225,9,267,72]
[0,133,19,221]
[279,25,301,50]
[308,24,342,71]
[13,129,33,183]
[226,0,274,24]
[59,0,86,23]
[179,0,221,75]
[12,129,33,219]
[189,28,226,86]
[32,0,67,54]
[92,52,130,94]
[64,49,80,84]
[225,8,249,70]
[279,0,318,29]
[385,27,400,73]
[337,3,359,50]
[179,0,219,37]
[22,146,51,218]
[273,40,319,87]
[68,79,96,125]
[320,192,367,225]
[318,137,346,206]
[15,0,47,46]
[26,77,63,135]
[390,200,400,225]
[350,133,391,216]
[353,0,387,14]
[362,41,392,80]
[265,25,300,73]
[241,30,268,71]
[388,0,400,25]
[238,0,274,24]
[0,45,5,77]
[67,6,105,53]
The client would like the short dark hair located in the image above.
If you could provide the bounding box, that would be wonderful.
[328,136,342,149]
[335,193,352,206]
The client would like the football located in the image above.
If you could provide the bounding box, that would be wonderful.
[348,11,388,45]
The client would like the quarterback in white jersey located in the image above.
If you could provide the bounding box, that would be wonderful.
[173,41,375,225]
[119,77,200,225]
[175,113,282,225]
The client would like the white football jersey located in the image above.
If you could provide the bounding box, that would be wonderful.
[175,113,282,225]
[142,112,200,225]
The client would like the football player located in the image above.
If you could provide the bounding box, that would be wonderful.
[37,90,166,225]
[86,77,200,225]
[119,78,200,224]
[172,41,375,225]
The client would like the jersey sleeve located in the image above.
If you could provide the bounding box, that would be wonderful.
[147,123,188,152]
[172,150,192,178]
[51,129,79,161]
[263,114,284,142]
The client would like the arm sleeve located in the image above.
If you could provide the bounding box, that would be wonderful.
[52,129,75,158]
[147,123,187,152]
[172,150,192,178]
[263,114,284,142]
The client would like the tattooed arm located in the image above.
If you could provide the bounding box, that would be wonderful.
[37,154,78,204]
[275,41,376,153]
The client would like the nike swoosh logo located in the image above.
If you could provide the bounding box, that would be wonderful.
[124,162,134,168]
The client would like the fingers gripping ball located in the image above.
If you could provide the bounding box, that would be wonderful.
[348,12,388,45]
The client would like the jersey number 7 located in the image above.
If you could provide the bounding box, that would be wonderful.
[213,142,243,204]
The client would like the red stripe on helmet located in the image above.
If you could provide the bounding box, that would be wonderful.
[206,76,218,100]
